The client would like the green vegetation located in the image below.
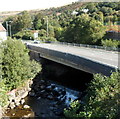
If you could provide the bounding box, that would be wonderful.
[13,30,34,40]
[0,1,119,112]
[64,71,120,119]
[0,80,8,107]
[0,38,41,106]
[2,2,119,45]
[62,14,106,45]
[101,39,120,48]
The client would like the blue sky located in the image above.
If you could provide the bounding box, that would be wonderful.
[0,0,78,11]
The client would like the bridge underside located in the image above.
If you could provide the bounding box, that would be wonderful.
[28,45,116,76]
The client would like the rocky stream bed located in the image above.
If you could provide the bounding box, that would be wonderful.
[4,75,84,118]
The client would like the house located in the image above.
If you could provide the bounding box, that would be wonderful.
[0,23,7,41]
[105,25,120,40]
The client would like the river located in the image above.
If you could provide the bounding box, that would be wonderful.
[5,62,93,118]
[5,79,82,118]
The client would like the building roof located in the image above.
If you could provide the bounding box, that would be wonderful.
[0,23,6,32]
[106,25,120,33]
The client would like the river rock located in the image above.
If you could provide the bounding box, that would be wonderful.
[40,90,46,94]
[51,84,56,89]
[39,79,45,84]
[24,105,30,109]
[40,85,46,90]
[29,91,35,97]
[20,99,25,105]
[52,90,60,97]
[37,97,41,100]
[9,102,16,109]
[47,95,54,100]
[61,90,66,96]
[54,108,63,116]
[20,91,28,99]
[46,85,53,92]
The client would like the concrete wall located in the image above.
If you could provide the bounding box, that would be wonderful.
[0,32,7,41]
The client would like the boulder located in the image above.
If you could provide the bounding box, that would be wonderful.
[47,95,54,100]
[40,85,46,90]
[52,90,60,97]
[20,99,25,105]
[9,102,16,109]
[29,91,35,97]
[24,105,30,109]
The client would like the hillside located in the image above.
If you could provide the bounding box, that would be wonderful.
[0,11,21,22]
[0,1,83,22]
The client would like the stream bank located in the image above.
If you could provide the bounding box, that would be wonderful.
[4,59,93,118]
[4,74,86,118]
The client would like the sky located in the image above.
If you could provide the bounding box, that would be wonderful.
[0,0,78,12]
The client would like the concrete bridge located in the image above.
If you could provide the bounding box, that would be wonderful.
[26,42,119,76]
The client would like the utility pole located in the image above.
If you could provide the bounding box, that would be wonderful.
[46,16,48,38]
[9,24,11,37]
[6,21,8,36]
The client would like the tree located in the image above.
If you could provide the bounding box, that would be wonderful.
[13,30,34,40]
[64,71,120,119]
[13,11,32,31]
[85,3,98,13]
[63,14,106,45]
[1,38,41,90]
[33,13,44,30]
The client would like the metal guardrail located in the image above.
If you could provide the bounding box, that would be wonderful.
[50,41,120,52]
[24,40,120,52]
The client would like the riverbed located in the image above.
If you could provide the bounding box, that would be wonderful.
[5,79,82,118]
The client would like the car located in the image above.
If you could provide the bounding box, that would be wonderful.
[34,40,40,44]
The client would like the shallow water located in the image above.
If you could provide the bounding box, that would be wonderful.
[5,80,80,118]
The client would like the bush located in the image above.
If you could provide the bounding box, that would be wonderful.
[0,44,8,107]
[101,39,120,48]
[0,80,8,107]
[39,36,57,43]
[1,38,41,91]
[64,71,120,119]
[13,30,34,40]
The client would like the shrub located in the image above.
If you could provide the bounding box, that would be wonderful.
[1,38,41,91]
[0,80,8,107]
[0,44,8,107]
[64,71,120,119]
[13,30,34,40]
[39,36,57,43]
[101,39,120,48]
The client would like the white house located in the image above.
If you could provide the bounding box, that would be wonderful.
[0,23,7,41]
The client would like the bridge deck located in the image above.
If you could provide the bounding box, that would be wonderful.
[28,43,119,69]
